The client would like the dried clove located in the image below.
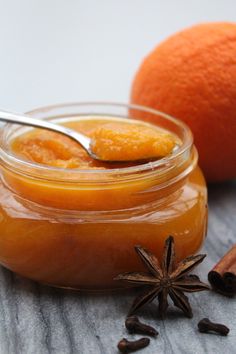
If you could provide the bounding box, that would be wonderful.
[117,337,150,353]
[198,318,230,336]
[125,316,158,337]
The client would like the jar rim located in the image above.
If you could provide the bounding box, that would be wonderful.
[0,102,194,183]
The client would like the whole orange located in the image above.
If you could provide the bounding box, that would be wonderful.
[131,22,236,182]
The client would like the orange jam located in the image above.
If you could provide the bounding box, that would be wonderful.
[0,104,207,290]
[91,121,176,161]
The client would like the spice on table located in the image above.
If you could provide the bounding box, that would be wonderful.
[115,236,209,318]
[208,244,236,296]
[117,337,150,353]
[125,316,158,337]
[198,318,230,336]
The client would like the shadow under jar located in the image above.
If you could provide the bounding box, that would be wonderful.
[0,103,207,290]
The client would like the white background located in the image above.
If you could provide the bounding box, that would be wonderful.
[0,0,236,112]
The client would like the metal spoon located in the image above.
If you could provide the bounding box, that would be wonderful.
[0,109,175,163]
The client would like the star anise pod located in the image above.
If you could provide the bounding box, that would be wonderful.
[114,236,209,318]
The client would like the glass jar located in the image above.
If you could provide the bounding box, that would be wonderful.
[0,103,207,290]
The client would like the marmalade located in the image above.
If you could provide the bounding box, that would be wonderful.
[0,105,207,290]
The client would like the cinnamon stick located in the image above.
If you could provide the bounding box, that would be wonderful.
[208,244,236,296]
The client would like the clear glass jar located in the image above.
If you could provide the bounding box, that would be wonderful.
[0,103,207,290]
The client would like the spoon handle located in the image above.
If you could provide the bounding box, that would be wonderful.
[0,109,72,134]
[0,109,91,150]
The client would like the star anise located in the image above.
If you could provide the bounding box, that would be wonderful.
[114,236,209,318]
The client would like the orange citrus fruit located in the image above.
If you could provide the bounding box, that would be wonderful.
[131,22,236,182]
